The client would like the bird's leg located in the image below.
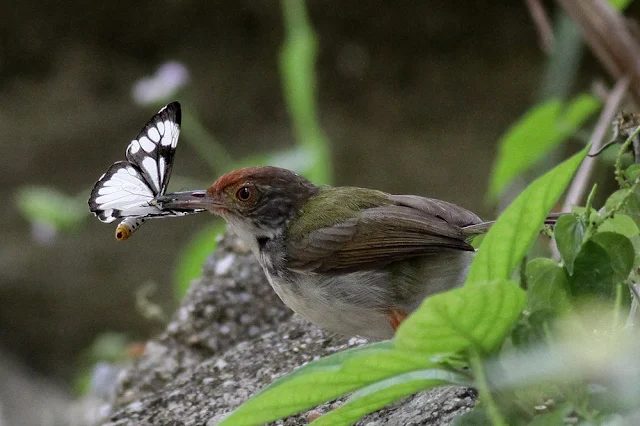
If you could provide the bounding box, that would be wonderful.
[387,308,408,332]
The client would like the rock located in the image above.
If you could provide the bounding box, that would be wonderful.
[105,232,476,425]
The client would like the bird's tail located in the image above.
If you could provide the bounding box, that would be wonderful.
[462,212,564,237]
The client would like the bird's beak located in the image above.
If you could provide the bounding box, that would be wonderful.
[155,190,224,212]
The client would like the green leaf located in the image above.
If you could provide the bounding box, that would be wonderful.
[219,345,433,426]
[310,369,468,426]
[488,95,600,201]
[468,146,588,284]
[620,187,640,225]
[526,258,571,314]
[624,164,640,182]
[255,341,394,394]
[590,232,635,283]
[15,186,88,231]
[567,232,635,299]
[173,222,226,300]
[554,214,586,274]
[605,189,630,212]
[570,240,616,298]
[599,214,640,238]
[395,280,526,356]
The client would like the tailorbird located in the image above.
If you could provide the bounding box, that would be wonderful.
[158,166,526,339]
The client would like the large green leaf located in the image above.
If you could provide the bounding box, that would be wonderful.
[488,95,599,202]
[310,369,469,426]
[395,280,526,356]
[218,345,433,426]
[254,341,394,395]
[467,146,588,284]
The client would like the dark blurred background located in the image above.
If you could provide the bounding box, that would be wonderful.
[0,0,624,422]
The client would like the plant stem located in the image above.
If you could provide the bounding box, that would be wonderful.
[181,110,234,174]
[538,11,584,101]
[279,0,332,184]
[614,125,640,188]
[584,183,597,214]
[469,351,507,426]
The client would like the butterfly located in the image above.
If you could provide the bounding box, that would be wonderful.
[88,101,203,240]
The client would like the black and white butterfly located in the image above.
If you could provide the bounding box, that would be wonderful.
[88,101,202,240]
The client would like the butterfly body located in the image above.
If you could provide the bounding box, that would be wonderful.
[115,217,147,240]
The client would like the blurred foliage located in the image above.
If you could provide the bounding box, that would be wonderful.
[173,222,226,300]
[611,0,634,9]
[180,108,234,175]
[279,0,331,184]
[15,186,88,235]
[487,95,600,202]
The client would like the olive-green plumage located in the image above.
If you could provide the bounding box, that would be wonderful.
[286,186,390,238]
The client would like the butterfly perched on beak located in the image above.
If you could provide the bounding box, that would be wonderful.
[88,101,203,240]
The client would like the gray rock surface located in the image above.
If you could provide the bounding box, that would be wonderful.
[104,232,476,425]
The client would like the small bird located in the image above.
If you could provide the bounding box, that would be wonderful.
[157,166,500,339]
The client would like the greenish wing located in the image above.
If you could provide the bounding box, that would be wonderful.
[285,203,477,273]
[388,195,483,228]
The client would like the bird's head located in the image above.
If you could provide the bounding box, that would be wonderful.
[158,166,319,240]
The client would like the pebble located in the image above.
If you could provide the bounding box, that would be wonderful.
[214,254,235,276]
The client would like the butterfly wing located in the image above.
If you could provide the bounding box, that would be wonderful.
[89,161,162,223]
[125,101,181,196]
[89,161,202,223]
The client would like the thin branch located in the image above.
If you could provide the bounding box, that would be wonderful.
[525,0,555,54]
[562,77,630,211]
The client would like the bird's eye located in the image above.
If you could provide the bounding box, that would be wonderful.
[235,186,252,201]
